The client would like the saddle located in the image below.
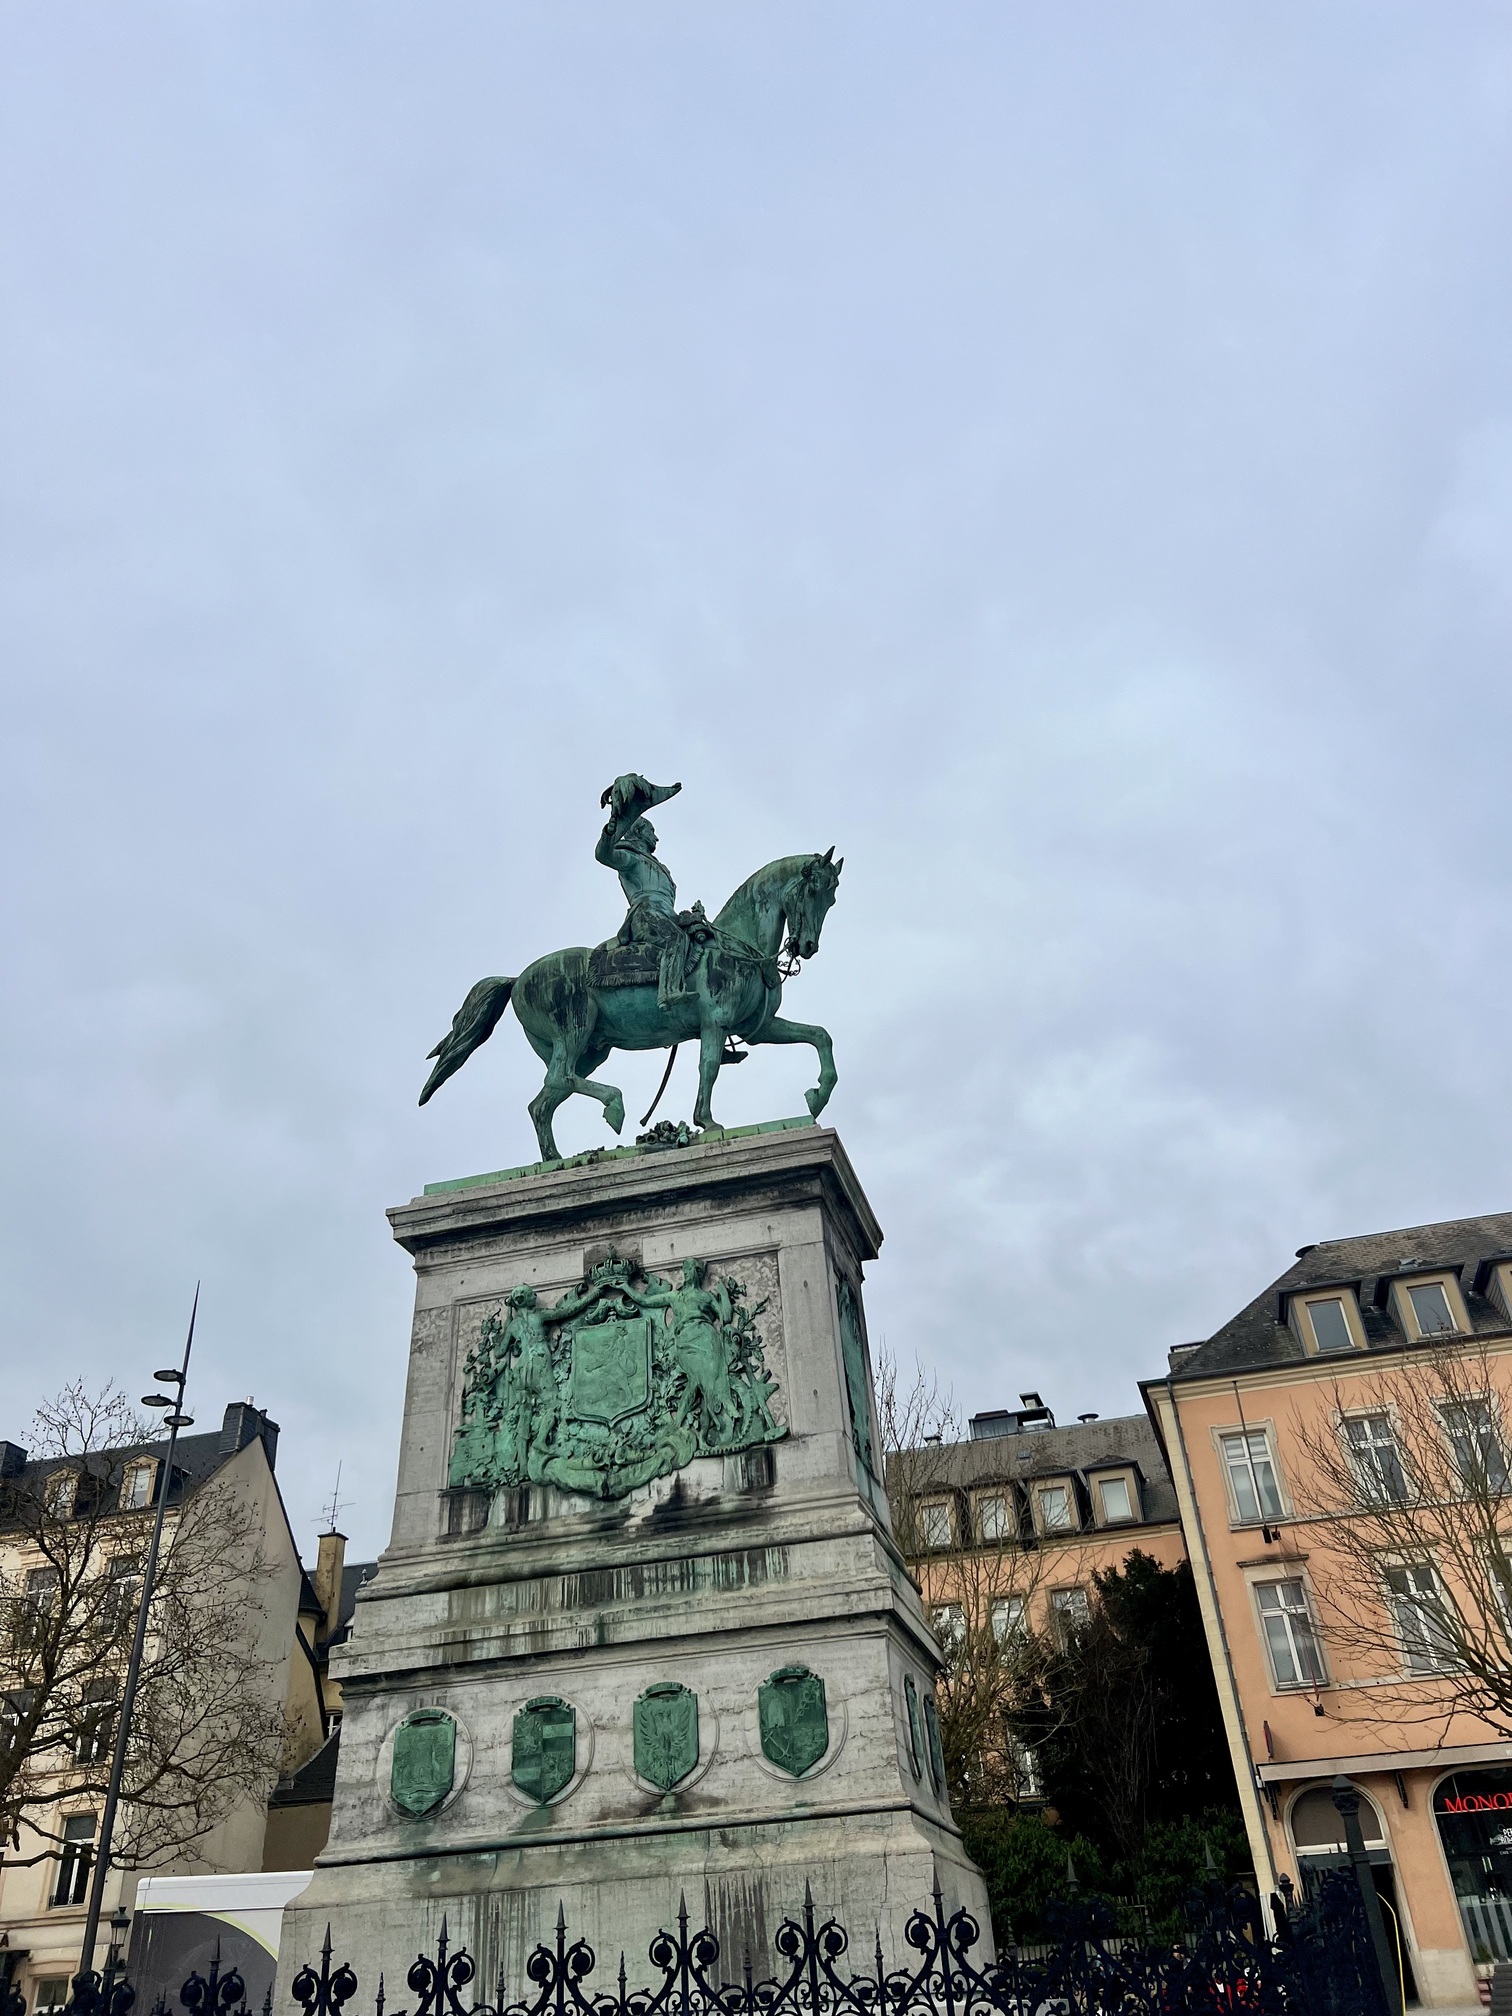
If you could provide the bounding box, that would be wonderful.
[587,940,663,991]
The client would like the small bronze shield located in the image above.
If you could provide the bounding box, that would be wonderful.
[758,1665,828,1777]
[391,1708,455,1818]
[512,1695,576,1804]
[633,1682,699,1791]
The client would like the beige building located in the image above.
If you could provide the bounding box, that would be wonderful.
[1146,1209,1512,2008]
[0,1401,359,2011]
[892,1395,1189,1799]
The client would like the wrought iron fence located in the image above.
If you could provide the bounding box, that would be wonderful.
[3,1869,1391,2016]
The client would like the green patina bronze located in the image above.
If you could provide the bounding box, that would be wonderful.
[903,1676,925,1781]
[418,774,843,1161]
[512,1695,576,1804]
[924,1692,946,1795]
[836,1280,877,1480]
[633,1682,699,1791]
[449,1250,785,1502]
[758,1665,828,1777]
[391,1708,455,1817]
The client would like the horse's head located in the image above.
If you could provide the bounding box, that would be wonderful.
[784,847,843,962]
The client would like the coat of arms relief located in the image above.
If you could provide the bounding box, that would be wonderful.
[449,1249,786,1502]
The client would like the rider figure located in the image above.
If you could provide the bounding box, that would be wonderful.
[596,774,702,1009]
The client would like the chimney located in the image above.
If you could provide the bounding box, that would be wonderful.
[220,1401,280,1472]
[313,1531,347,1644]
[0,1442,28,1480]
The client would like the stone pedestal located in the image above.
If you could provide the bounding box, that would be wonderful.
[280,1123,988,1996]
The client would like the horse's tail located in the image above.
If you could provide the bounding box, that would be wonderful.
[418,976,515,1105]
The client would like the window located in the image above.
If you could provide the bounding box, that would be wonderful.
[1220,1430,1284,1523]
[1097,1476,1135,1523]
[1004,1726,1041,1800]
[21,1567,60,1647]
[51,1815,95,1907]
[1050,1587,1090,1644]
[1256,1580,1325,1689]
[1304,1296,1355,1355]
[917,1501,954,1550]
[1,1689,35,1753]
[1344,1414,1409,1505]
[1036,1483,1075,1532]
[976,1494,1010,1543]
[991,1596,1026,1645]
[1407,1281,1457,1338]
[1441,1400,1511,1493]
[119,1462,154,1512]
[1384,1562,1457,1674]
[33,1983,69,2016]
[45,1471,77,1519]
[102,1557,141,1635]
[932,1603,966,1655]
[74,1681,115,1765]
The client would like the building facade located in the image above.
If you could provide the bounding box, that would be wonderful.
[0,1401,336,2012]
[891,1395,1188,1802]
[1146,1210,1512,2008]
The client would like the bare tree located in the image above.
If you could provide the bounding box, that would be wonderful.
[1290,1336,1512,1741]
[0,1382,290,1869]
[877,1351,1084,1807]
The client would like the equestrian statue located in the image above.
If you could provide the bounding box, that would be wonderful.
[419,774,843,1162]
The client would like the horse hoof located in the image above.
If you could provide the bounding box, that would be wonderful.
[606,1096,625,1134]
[805,1086,826,1117]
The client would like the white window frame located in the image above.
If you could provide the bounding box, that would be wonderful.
[1294,1290,1362,1356]
[1341,1409,1410,1506]
[917,1500,954,1551]
[1004,1724,1041,1800]
[118,1461,155,1512]
[975,1492,1011,1543]
[1095,1473,1137,1525]
[1049,1586,1089,1644]
[1438,1395,1511,1495]
[1034,1481,1077,1534]
[1390,1272,1466,1343]
[1383,1558,1458,1675]
[1216,1425,1287,1526]
[1253,1577,1327,1691]
[932,1602,966,1656]
[45,1471,78,1519]
[991,1595,1026,1646]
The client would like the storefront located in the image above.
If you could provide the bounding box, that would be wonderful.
[1434,1768,1512,1967]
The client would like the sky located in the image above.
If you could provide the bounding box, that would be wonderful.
[3,4,1511,1561]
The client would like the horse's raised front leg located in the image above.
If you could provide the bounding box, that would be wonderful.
[751,1015,837,1119]
[693,1020,724,1132]
[527,1042,626,1160]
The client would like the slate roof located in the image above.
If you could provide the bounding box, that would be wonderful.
[267,1727,341,1808]
[887,1411,1180,1528]
[0,1403,281,1524]
[1168,1208,1512,1383]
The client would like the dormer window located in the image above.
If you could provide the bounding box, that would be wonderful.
[119,1461,156,1512]
[975,1493,1011,1542]
[45,1471,78,1519]
[1034,1481,1076,1533]
[917,1500,954,1550]
[1098,1476,1134,1523]
[1387,1282,1467,1346]
[1294,1291,1360,1356]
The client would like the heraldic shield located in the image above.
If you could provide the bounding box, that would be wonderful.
[390,1708,456,1817]
[567,1315,652,1424]
[633,1681,699,1791]
[758,1664,828,1777]
[512,1695,576,1804]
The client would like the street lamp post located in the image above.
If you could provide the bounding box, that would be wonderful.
[76,1290,199,1983]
